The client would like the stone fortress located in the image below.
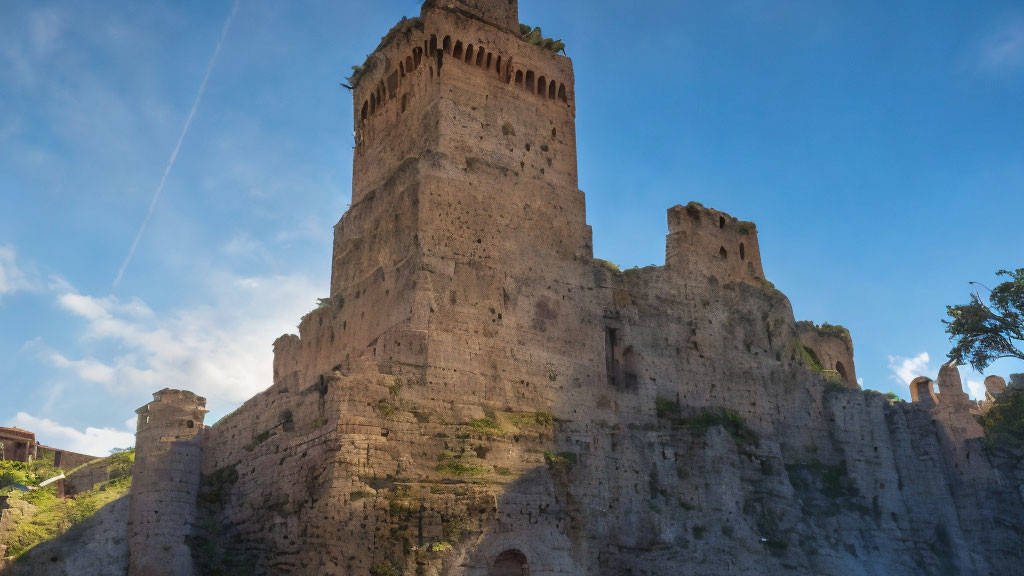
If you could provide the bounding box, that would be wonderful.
[108,1,1024,575]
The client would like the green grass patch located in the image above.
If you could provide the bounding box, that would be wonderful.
[2,476,132,558]
[660,406,759,447]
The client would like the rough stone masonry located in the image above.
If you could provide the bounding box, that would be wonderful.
[115,1,1024,575]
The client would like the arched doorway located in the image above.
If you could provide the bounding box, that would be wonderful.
[835,361,849,385]
[490,549,529,576]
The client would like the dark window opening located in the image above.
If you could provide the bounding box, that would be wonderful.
[465,44,474,63]
[740,243,746,261]
[836,361,849,384]
[719,247,728,260]
[515,70,524,85]
[623,345,639,390]
[558,83,567,102]
[538,76,547,97]
[186,420,195,428]
[605,327,618,388]
[453,41,463,59]
[549,80,557,99]
[526,71,535,93]
[719,216,726,228]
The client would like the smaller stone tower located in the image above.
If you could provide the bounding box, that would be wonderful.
[128,389,207,576]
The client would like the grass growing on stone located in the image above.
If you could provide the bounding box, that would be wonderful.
[243,430,275,452]
[1,476,132,558]
[595,259,621,273]
[655,402,759,447]
[198,465,239,506]
[508,412,553,429]
[435,454,487,478]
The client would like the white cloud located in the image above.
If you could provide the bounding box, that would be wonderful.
[980,20,1024,71]
[967,379,986,400]
[888,352,932,385]
[0,244,34,302]
[8,412,134,456]
[47,272,322,411]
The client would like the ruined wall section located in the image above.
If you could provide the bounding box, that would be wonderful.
[666,203,765,284]
[796,321,859,389]
[128,390,207,576]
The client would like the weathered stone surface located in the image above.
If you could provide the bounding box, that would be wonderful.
[3,497,129,576]
[25,1,1024,575]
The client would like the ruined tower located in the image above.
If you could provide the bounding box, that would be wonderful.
[128,389,207,576]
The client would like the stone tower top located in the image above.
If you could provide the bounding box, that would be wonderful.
[423,0,519,33]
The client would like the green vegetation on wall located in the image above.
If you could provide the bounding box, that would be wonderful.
[518,24,565,53]
[978,388,1024,451]
[1,451,134,559]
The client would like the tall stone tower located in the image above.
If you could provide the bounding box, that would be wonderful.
[127,389,207,576]
[314,0,592,411]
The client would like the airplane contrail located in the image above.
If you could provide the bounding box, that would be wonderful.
[113,0,241,289]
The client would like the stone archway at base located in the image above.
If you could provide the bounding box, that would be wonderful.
[490,549,529,576]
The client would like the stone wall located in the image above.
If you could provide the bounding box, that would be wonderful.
[109,1,1024,575]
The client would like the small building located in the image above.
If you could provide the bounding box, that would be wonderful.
[0,427,38,463]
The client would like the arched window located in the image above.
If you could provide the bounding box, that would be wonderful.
[442,36,452,54]
[486,52,492,69]
[496,55,502,77]
[836,361,849,385]
[558,83,567,102]
[515,70,524,86]
[719,216,726,229]
[719,247,728,260]
[525,71,535,93]
[453,41,463,59]
[399,62,405,78]
[361,101,368,120]
[538,76,547,97]
[549,80,557,99]
[740,243,746,261]
[490,550,529,576]
[370,93,376,114]
[465,44,474,63]
[414,47,422,67]
[430,36,438,57]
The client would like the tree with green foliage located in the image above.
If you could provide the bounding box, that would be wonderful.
[945,269,1024,372]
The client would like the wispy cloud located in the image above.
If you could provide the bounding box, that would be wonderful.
[979,20,1024,71]
[0,244,35,302]
[47,271,321,410]
[966,379,986,399]
[7,412,134,456]
[113,0,241,289]
[888,352,932,385]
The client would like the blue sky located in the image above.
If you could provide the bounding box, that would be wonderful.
[1,0,1021,455]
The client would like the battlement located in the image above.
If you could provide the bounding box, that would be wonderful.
[665,203,765,283]
[424,0,519,34]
